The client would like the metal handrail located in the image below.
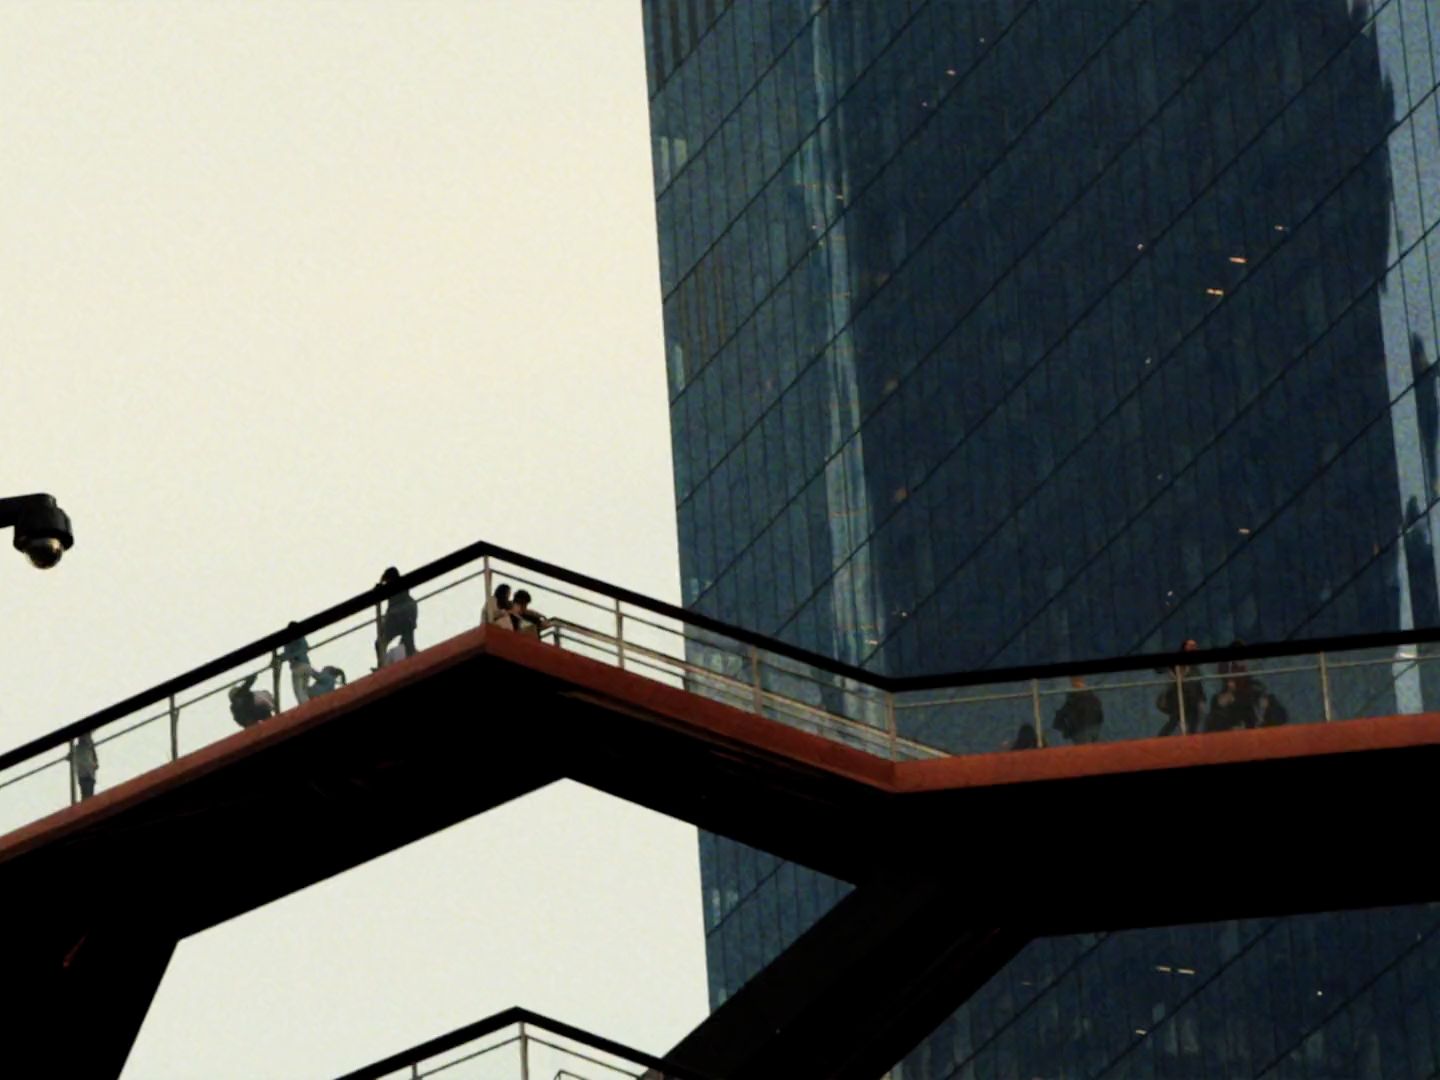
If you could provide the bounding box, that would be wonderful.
[552,616,875,720]
[332,1006,712,1080]
[92,707,171,750]
[526,1033,645,1077]
[0,749,68,794]
[595,606,887,711]
[411,1032,522,1078]
[6,533,1440,831]
[547,620,910,752]
[6,532,1439,774]
[896,657,1325,711]
[488,566,622,621]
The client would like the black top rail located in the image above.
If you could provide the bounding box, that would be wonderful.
[331,1004,713,1080]
[3,535,1439,775]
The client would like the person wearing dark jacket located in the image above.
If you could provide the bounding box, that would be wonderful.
[511,589,550,637]
[1208,640,1260,732]
[229,673,274,728]
[1053,675,1104,744]
[1156,638,1205,735]
[376,566,419,664]
[1010,722,1039,750]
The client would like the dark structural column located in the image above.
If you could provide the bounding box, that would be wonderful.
[660,871,1030,1080]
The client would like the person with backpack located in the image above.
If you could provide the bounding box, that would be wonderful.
[1053,675,1104,744]
[376,566,419,664]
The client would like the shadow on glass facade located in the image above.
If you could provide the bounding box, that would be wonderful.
[644,0,1440,1074]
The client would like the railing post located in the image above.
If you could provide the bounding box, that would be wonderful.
[68,741,77,806]
[1176,667,1189,735]
[482,554,493,621]
[885,692,898,760]
[168,693,180,761]
[615,598,626,670]
[519,1021,530,1080]
[1031,678,1045,747]
[748,645,765,716]
[1318,651,1334,722]
[271,649,283,712]
[374,598,385,669]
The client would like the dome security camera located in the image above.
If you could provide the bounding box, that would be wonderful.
[12,497,73,570]
[19,535,65,569]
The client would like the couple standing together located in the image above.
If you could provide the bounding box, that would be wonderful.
[483,583,548,635]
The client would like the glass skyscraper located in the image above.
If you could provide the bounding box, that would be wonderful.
[644,1,1440,1075]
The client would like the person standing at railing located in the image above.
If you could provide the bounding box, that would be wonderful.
[281,622,318,705]
[483,583,515,628]
[1208,640,1259,732]
[1053,675,1104,744]
[71,731,98,800]
[1156,638,1205,736]
[376,566,418,664]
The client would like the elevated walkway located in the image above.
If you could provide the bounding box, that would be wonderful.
[2,540,1438,1076]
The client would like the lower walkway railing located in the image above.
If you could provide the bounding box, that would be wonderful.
[331,1007,706,1080]
[0,538,1436,844]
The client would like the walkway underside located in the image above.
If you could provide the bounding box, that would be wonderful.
[2,627,1437,1076]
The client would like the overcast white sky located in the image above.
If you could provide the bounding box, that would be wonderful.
[0,3,707,1075]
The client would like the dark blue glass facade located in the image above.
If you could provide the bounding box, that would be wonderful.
[644,0,1440,1074]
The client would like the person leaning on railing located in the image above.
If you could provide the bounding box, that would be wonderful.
[1208,640,1260,732]
[511,589,551,637]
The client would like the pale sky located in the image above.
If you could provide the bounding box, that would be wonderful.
[0,3,708,1075]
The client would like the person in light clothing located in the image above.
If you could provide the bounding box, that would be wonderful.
[72,732,98,800]
[483,584,515,628]
[281,622,317,705]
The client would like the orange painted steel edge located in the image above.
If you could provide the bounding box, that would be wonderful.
[478,627,897,789]
[0,627,497,868]
[893,709,1440,792]
[6,624,1440,866]
[0,626,894,869]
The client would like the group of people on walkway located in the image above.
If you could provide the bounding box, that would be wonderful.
[1010,639,1292,750]
[259,571,555,730]
[237,563,412,733]
[70,566,569,806]
[1153,638,1290,736]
